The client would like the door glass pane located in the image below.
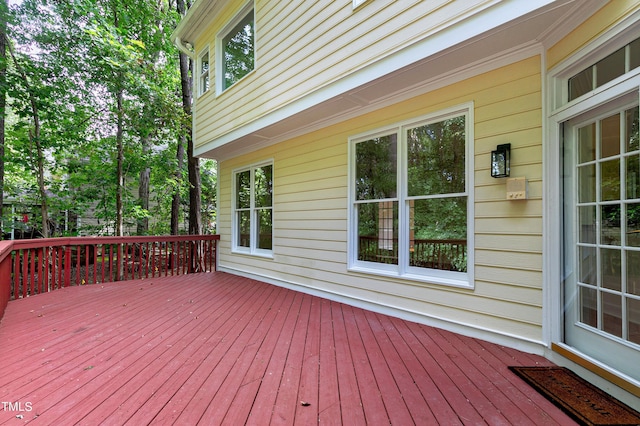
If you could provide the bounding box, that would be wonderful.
[410,197,466,272]
[601,204,621,245]
[626,156,640,199]
[601,159,620,201]
[627,203,640,246]
[578,206,596,244]
[600,248,621,291]
[357,201,398,265]
[578,165,596,203]
[579,246,597,285]
[578,123,596,163]
[580,286,598,327]
[625,106,639,152]
[600,114,620,158]
[355,135,397,200]
[602,292,622,337]
[628,298,640,344]
[628,251,640,296]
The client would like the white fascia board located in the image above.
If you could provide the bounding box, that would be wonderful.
[195,0,561,158]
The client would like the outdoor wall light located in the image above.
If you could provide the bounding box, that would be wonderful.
[491,143,511,178]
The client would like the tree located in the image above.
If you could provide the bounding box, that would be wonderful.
[0,0,7,230]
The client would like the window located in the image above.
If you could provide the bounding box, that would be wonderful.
[198,49,210,96]
[568,37,640,101]
[349,106,473,287]
[233,162,273,255]
[218,3,254,92]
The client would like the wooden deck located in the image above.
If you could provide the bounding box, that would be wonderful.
[0,272,576,425]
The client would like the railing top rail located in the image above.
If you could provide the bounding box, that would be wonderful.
[1,234,220,257]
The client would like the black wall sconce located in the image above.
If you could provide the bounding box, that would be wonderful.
[491,143,511,178]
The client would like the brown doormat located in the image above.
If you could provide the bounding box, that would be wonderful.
[509,366,640,426]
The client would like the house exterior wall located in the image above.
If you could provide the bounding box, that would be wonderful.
[217,55,545,348]
[193,0,519,153]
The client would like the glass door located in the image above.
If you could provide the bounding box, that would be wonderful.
[562,97,640,382]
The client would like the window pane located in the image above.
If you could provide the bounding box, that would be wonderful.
[569,67,593,101]
[357,201,398,265]
[631,38,640,70]
[601,204,621,245]
[626,106,639,153]
[355,134,397,200]
[578,123,596,163]
[236,170,251,209]
[600,248,621,291]
[595,47,625,88]
[237,210,251,247]
[410,197,466,272]
[407,116,465,196]
[255,165,272,208]
[257,209,272,250]
[600,159,620,201]
[600,113,620,158]
[223,10,254,89]
[200,52,209,94]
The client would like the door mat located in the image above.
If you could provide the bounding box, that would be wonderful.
[509,366,640,426]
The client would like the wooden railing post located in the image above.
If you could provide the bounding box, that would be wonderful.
[64,245,72,287]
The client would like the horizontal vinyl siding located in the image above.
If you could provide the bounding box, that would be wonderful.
[195,0,496,150]
[218,55,545,345]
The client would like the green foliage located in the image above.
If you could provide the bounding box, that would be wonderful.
[3,0,215,237]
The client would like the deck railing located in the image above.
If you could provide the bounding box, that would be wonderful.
[0,235,219,321]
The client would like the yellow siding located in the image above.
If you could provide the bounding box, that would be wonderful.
[547,0,640,69]
[217,55,546,344]
[194,0,496,150]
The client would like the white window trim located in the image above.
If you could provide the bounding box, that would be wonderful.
[231,160,274,258]
[215,1,255,96]
[197,46,210,97]
[347,103,475,289]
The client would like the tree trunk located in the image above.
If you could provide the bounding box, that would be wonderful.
[171,133,184,235]
[176,0,201,235]
[115,87,124,237]
[137,167,150,235]
[7,36,49,237]
[0,1,7,229]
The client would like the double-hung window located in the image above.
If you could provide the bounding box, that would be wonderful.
[233,162,273,255]
[349,105,473,287]
[198,48,210,96]
[218,2,254,92]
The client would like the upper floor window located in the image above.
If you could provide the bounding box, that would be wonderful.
[233,162,273,255]
[349,105,473,287]
[569,37,640,101]
[198,49,210,96]
[218,3,254,92]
